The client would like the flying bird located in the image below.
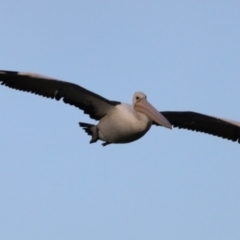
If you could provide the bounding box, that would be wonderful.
[1,70,240,146]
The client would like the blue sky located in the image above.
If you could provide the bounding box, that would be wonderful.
[0,1,240,239]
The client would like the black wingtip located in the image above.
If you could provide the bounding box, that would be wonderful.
[0,70,19,75]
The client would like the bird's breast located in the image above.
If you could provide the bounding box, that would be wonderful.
[97,104,152,143]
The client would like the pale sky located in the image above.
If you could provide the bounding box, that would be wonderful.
[0,1,240,239]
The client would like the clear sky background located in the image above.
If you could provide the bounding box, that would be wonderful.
[0,1,239,239]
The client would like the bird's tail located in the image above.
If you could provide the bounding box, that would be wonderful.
[79,122,99,144]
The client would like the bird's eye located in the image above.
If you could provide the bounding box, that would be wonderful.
[136,96,140,100]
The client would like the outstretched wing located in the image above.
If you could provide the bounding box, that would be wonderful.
[0,71,120,120]
[159,111,240,143]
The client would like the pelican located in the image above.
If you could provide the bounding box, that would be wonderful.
[1,70,240,146]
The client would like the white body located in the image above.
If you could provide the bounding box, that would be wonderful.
[97,103,152,143]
